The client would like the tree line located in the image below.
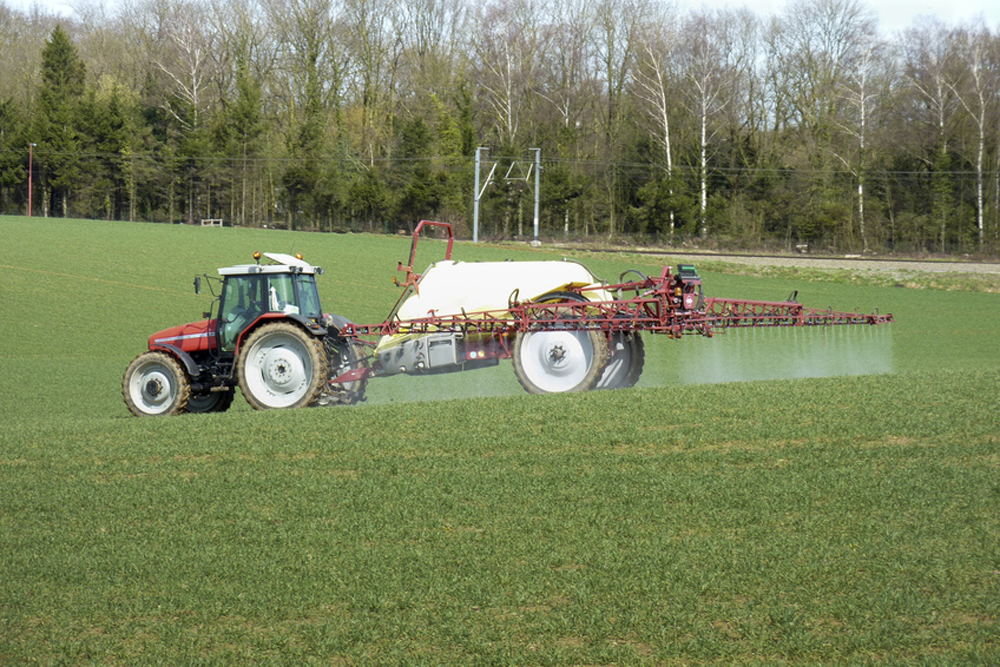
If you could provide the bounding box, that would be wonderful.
[1,0,999,255]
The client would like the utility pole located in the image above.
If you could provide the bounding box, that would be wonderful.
[473,147,497,243]
[473,147,481,243]
[28,143,36,217]
[473,148,540,244]
[530,148,540,245]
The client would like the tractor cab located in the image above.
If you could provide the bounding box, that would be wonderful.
[215,253,325,351]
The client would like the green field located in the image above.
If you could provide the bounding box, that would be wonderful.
[2,217,998,665]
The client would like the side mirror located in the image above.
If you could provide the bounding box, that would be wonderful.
[194,276,201,294]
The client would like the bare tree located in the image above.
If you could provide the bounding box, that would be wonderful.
[148,1,220,133]
[535,0,599,236]
[0,5,59,105]
[535,0,597,135]
[770,0,877,132]
[74,3,142,87]
[592,0,644,236]
[900,18,963,251]
[210,0,274,226]
[633,10,678,238]
[472,0,546,149]
[341,0,405,164]
[397,0,469,98]
[266,0,344,126]
[717,8,769,245]
[832,36,892,251]
[766,0,878,247]
[678,9,745,237]
[265,0,344,227]
[951,23,996,249]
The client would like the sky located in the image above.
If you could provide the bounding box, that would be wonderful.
[5,0,998,36]
[709,0,998,34]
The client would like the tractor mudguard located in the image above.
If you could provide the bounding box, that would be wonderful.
[233,312,327,354]
[283,312,327,337]
[148,342,201,379]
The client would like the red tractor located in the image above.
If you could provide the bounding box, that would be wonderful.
[122,252,365,416]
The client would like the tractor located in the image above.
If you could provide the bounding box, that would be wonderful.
[121,252,365,417]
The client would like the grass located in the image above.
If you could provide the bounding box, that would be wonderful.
[687,258,1000,294]
[1,216,999,665]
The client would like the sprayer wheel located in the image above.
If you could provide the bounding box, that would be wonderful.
[512,292,609,394]
[597,331,645,389]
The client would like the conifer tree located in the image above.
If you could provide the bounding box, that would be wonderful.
[34,25,87,217]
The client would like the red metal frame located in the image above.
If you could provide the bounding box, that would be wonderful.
[394,220,454,291]
[333,222,893,382]
[703,297,890,328]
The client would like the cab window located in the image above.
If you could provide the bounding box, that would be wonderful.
[294,275,322,320]
[267,274,297,313]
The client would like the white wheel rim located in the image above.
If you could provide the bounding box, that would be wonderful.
[129,362,177,415]
[519,329,596,393]
[243,332,313,408]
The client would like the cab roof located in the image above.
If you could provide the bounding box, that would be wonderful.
[217,252,322,276]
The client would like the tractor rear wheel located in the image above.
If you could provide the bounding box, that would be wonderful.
[597,332,645,389]
[122,351,191,417]
[512,292,609,394]
[237,322,328,410]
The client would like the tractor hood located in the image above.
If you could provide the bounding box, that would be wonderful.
[149,320,216,354]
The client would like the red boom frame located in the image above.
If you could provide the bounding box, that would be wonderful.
[333,222,892,382]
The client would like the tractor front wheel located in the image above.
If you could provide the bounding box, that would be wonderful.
[122,351,191,417]
[237,322,328,410]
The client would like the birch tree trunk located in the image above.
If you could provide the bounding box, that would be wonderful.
[634,20,677,239]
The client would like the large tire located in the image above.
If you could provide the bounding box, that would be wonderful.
[597,331,645,390]
[122,351,191,417]
[186,389,235,413]
[237,322,329,410]
[512,293,610,394]
[320,335,368,405]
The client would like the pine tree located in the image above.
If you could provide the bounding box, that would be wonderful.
[0,99,27,213]
[215,48,264,226]
[33,25,87,217]
[32,25,86,217]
